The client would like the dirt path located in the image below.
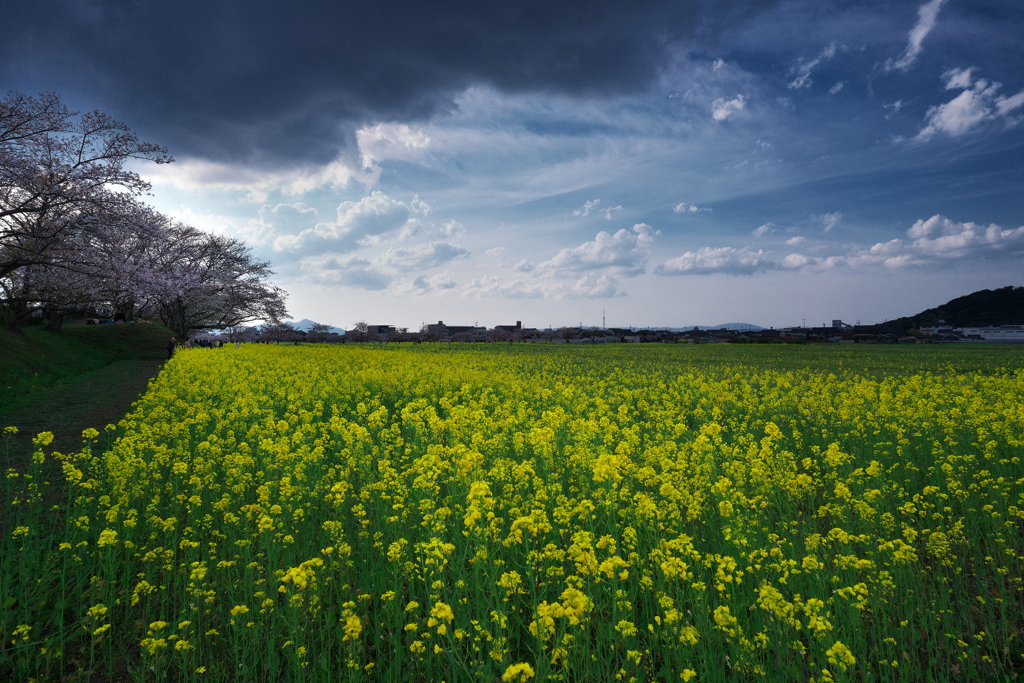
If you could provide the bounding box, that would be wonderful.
[1,359,165,468]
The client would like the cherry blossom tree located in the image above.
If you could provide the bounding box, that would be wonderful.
[143,223,289,339]
[0,90,171,327]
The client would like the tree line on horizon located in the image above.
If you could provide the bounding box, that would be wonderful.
[0,90,288,338]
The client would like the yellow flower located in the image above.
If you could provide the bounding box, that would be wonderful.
[32,431,54,447]
[502,662,536,682]
[826,640,856,671]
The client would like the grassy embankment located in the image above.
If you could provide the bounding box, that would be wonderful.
[0,321,173,462]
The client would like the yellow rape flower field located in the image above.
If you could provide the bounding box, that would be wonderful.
[2,343,1023,681]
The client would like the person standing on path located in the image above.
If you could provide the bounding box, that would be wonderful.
[167,337,177,360]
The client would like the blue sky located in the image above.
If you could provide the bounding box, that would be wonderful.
[5,0,1023,329]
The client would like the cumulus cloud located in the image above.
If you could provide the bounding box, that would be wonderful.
[301,256,392,290]
[752,222,775,237]
[780,215,1024,272]
[273,191,427,255]
[916,69,1024,140]
[568,274,624,298]
[396,272,459,295]
[885,0,947,73]
[538,223,659,276]
[903,214,1024,260]
[375,241,469,271]
[514,260,534,272]
[788,42,839,90]
[785,236,806,245]
[711,95,746,121]
[357,123,431,169]
[440,220,465,238]
[654,246,775,276]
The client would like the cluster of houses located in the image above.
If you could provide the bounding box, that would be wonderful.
[207,319,1024,345]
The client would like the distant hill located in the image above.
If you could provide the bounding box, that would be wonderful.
[884,286,1024,329]
[285,319,346,334]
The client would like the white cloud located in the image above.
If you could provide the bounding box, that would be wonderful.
[140,155,363,203]
[654,246,775,276]
[779,215,1024,272]
[273,191,427,255]
[573,199,601,217]
[375,242,469,271]
[828,81,845,95]
[943,67,975,90]
[397,272,459,295]
[789,42,839,90]
[574,198,622,220]
[711,95,746,121]
[568,274,625,299]
[460,272,624,300]
[821,211,842,233]
[463,276,546,299]
[673,202,711,213]
[786,236,806,245]
[752,222,775,237]
[300,255,392,290]
[241,203,319,246]
[538,223,659,276]
[357,123,431,174]
[886,0,947,73]
[917,70,1024,140]
[903,215,1024,260]
[514,260,534,272]
[883,100,906,118]
[440,220,465,238]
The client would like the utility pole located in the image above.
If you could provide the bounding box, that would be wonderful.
[602,309,606,329]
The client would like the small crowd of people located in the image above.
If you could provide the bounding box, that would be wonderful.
[167,337,233,359]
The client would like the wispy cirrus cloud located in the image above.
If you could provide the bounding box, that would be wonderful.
[885,0,947,73]
[789,42,839,90]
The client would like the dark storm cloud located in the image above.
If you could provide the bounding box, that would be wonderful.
[2,0,775,165]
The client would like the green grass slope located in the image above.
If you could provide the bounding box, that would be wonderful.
[0,322,173,414]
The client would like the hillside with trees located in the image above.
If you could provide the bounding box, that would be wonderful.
[884,285,1024,330]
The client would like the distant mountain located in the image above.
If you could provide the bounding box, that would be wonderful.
[883,286,1024,329]
[286,319,346,334]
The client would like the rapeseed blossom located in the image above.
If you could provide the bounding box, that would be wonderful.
[2,343,1022,681]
